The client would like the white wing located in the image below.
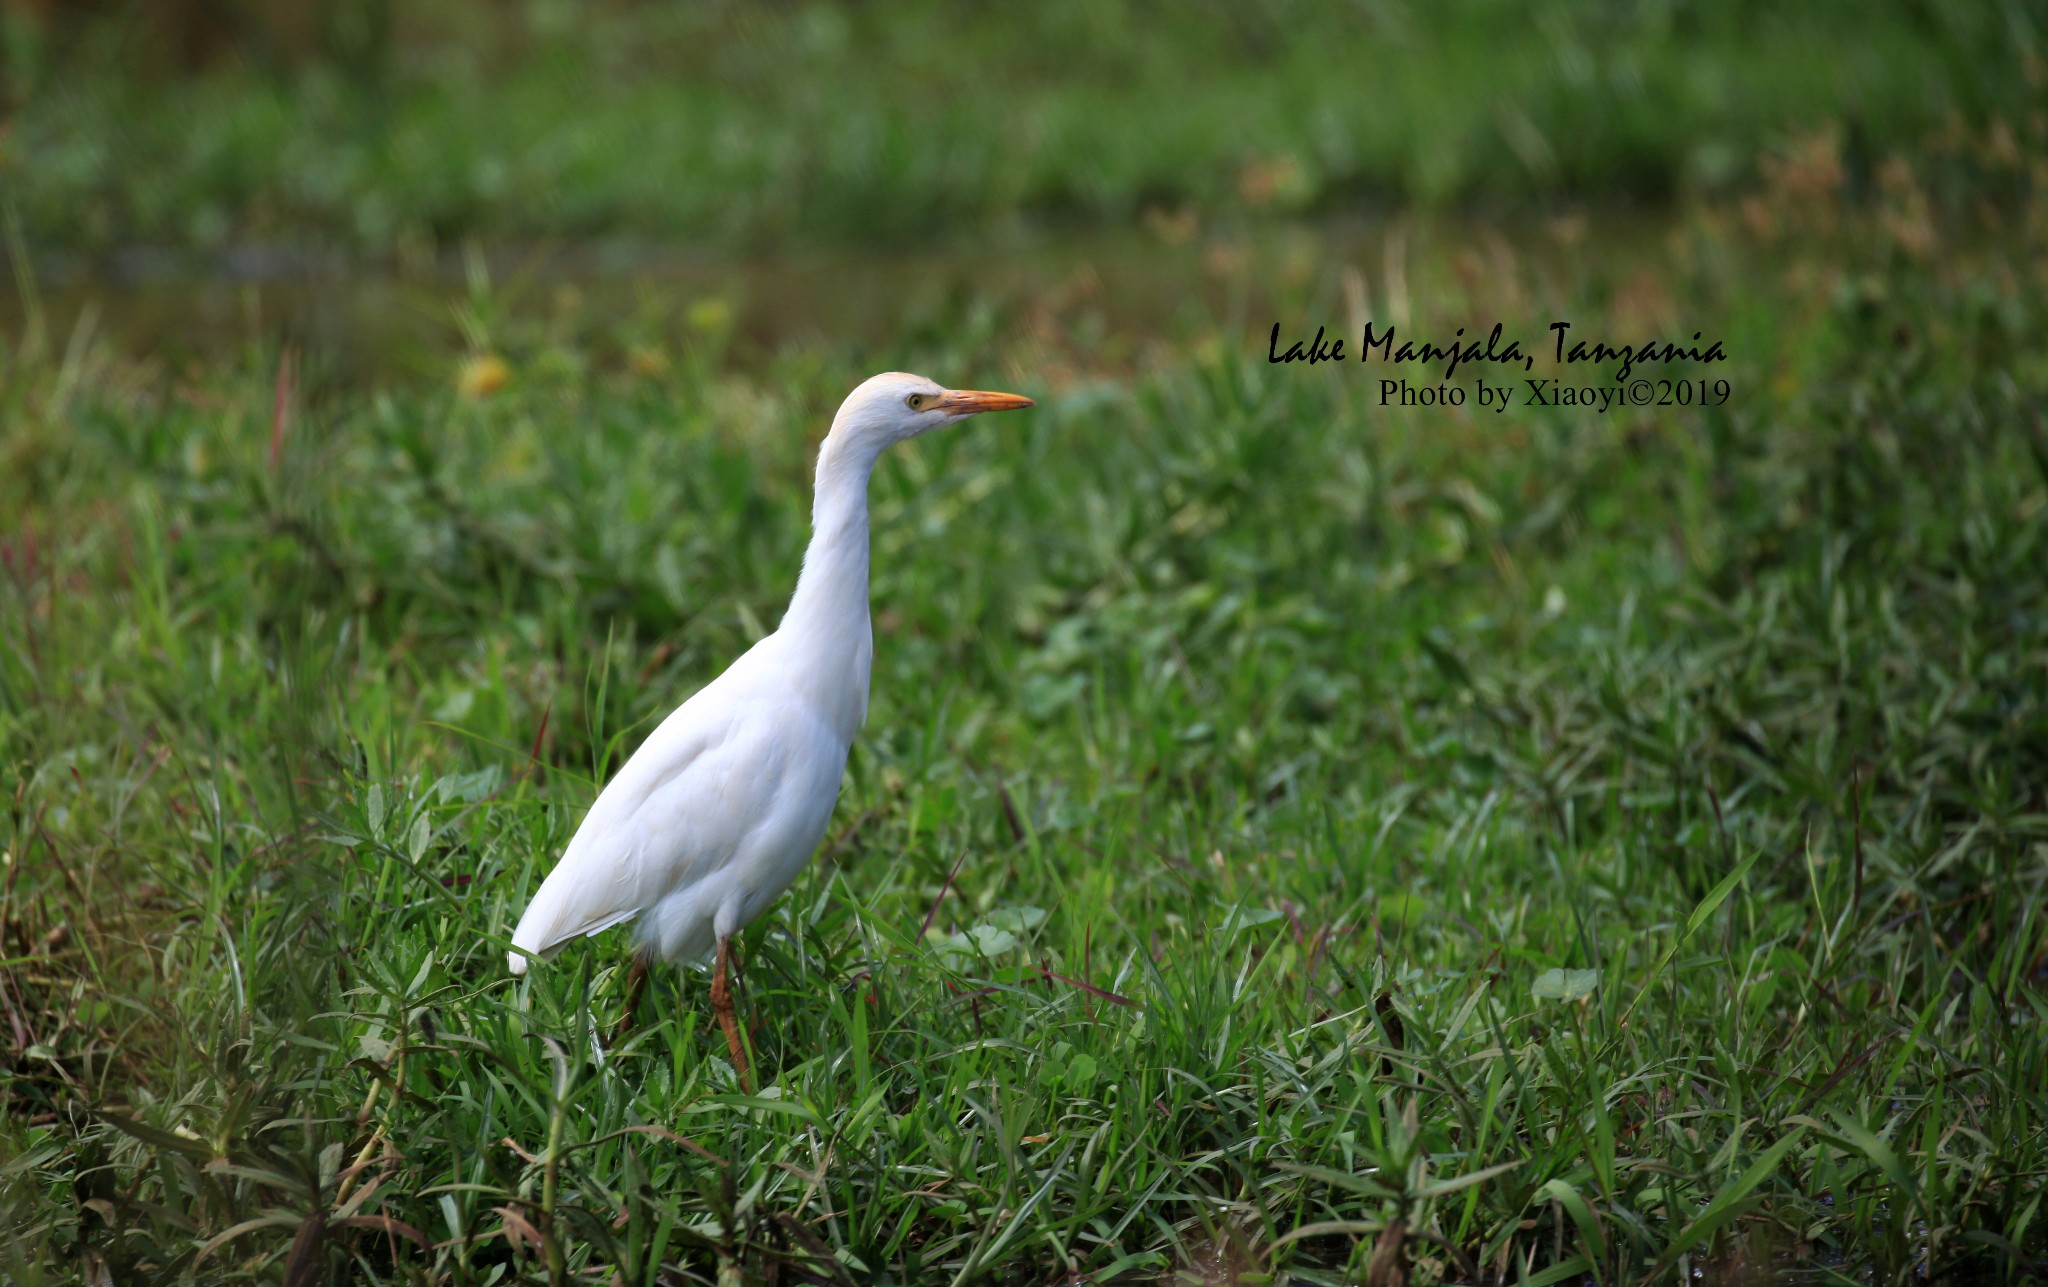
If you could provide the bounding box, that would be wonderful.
[509,672,761,972]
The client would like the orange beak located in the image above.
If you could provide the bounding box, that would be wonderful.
[936,388,1035,416]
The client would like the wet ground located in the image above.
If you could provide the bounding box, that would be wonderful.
[5,212,1675,383]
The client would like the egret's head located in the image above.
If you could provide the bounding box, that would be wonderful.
[831,372,1034,449]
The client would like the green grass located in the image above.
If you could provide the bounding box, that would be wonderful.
[3,0,2038,258]
[4,173,2048,1281]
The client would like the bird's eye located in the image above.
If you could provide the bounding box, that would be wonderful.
[906,393,927,410]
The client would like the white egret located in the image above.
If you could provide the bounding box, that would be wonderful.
[508,372,1034,1082]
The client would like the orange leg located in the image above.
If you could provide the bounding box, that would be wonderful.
[711,936,752,1091]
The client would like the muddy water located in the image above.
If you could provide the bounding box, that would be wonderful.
[4,214,1671,383]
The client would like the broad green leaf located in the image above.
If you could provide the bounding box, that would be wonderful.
[1217,905,1284,935]
[984,906,1047,932]
[1531,968,1600,1003]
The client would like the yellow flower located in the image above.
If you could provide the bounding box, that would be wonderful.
[457,354,511,399]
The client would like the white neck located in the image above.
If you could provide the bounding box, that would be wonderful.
[775,426,883,739]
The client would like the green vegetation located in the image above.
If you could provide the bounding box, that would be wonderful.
[4,2,2048,1283]
[6,158,2047,1280]
[3,0,2037,257]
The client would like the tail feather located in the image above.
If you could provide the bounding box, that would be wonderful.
[507,868,642,974]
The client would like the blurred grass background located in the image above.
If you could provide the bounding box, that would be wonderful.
[3,2,2048,1285]
[1,0,2037,255]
